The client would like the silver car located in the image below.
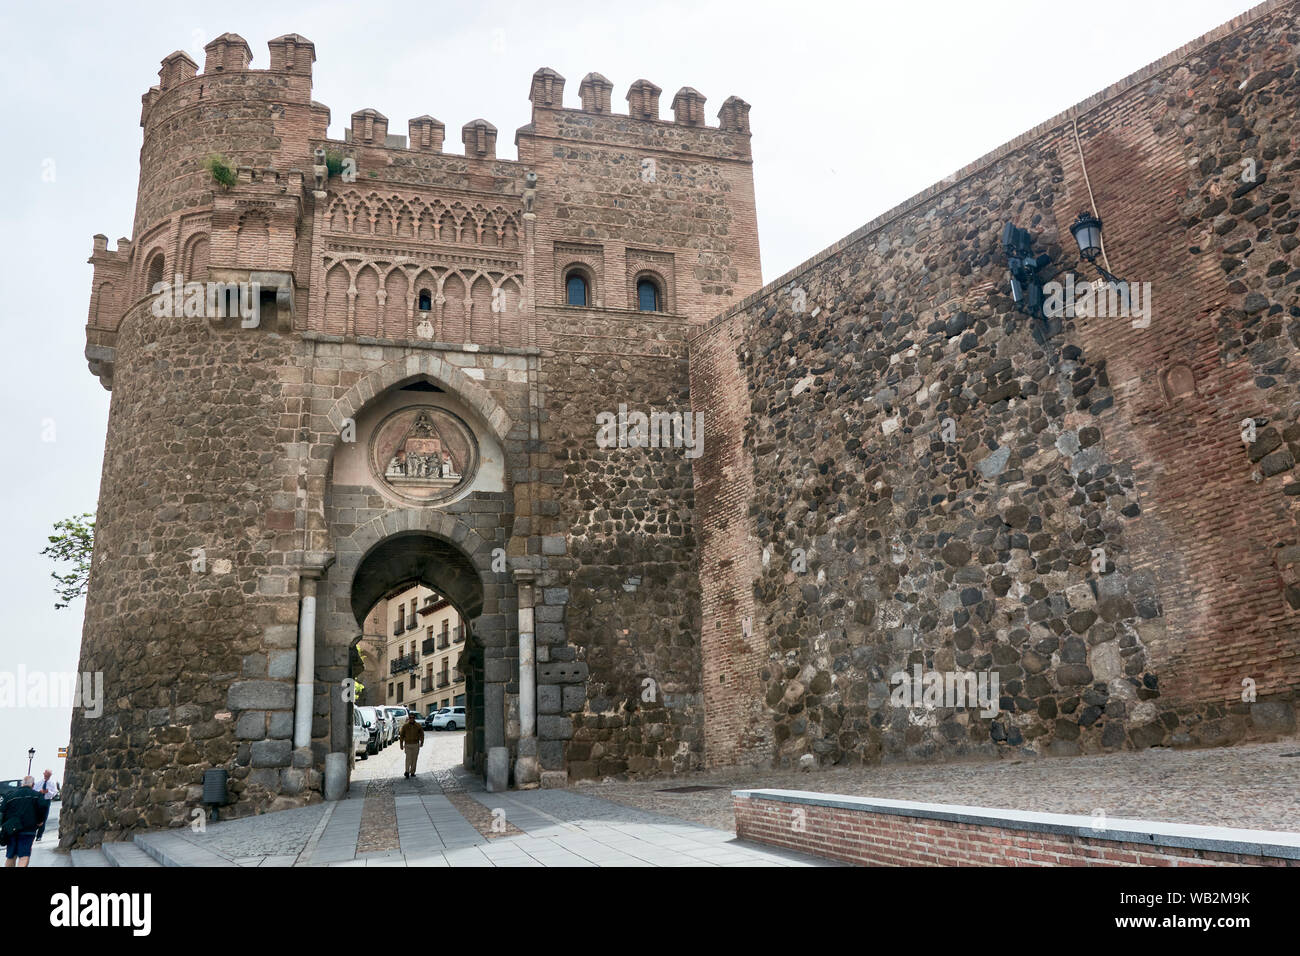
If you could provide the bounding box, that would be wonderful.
[356,706,387,751]
[383,706,410,737]
[352,707,371,760]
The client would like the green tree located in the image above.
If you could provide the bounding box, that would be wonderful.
[42,512,95,609]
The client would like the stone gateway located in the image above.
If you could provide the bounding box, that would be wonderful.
[66,5,1299,848]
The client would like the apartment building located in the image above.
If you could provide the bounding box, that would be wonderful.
[383,583,467,715]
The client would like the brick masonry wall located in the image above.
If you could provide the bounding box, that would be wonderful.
[690,0,1300,768]
[733,793,1300,866]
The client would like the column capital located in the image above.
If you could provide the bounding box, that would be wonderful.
[290,550,335,579]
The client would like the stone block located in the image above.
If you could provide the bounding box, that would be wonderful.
[267,651,297,679]
[242,654,268,678]
[251,739,292,768]
[536,622,566,644]
[484,683,505,748]
[485,747,509,792]
[538,715,573,740]
[228,680,294,711]
[484,658,511,683]
[561,685,586,712]
[247,768,281,790]
[538,739,565,770]
[235,711,266,740]
[538,684,561,714]
[1250,701,1296,734]
[539,771,568,789]
[536,661,587,684]
[268,711,294,740]
[280,768,305,795]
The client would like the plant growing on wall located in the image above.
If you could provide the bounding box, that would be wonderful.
[42,512,95,609]
[204,154,238,189]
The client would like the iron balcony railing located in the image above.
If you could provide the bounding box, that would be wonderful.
[390,654,418,675]
[453,626,464,644]
[422,638,436,654]
[421,678,433,693]
[438,675,450,688]
[392,620,403,636]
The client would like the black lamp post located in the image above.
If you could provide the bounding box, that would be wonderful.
[27,748,35,776]
[1069,211,1127,286]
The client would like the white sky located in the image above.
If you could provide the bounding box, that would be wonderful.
[0,0,1255,782]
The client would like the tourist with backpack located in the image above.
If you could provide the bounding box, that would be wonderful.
[1,776,43,867]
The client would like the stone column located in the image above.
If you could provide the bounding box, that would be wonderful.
[514,569,540,787]
[293,573,319,750]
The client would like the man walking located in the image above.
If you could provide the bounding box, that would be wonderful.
[2,776,43,868]
[33,770,58,842]
[398,712,424,779]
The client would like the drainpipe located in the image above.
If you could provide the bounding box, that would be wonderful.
[514,570,540,787]
[294,574,319,749]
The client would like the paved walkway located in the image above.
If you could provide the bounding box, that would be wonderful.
[54,734,829,867]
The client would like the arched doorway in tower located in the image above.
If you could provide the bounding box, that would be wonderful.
[346,531,489,778]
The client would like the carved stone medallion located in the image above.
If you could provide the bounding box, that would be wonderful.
[370,406,478,504]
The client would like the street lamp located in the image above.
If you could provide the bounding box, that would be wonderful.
[27,748,35,776]
[1069,210,1127,286]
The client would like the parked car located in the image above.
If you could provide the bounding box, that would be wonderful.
[430,706,466,731]
[352,707,371,760]
[356,706,386,753]
[383,706,410,734]
[0,778,22,809]
[423,708,447,730]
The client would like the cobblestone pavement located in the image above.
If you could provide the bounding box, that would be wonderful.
[575,739,1300,834]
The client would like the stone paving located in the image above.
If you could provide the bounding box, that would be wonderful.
[46,733,829,867]
[41,734,1297,867]
[577,739,1300,834]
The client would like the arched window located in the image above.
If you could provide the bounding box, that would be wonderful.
[565,271,589,307]
[145,252,165,292]
[636,278,661,312]
[418,288,432,311]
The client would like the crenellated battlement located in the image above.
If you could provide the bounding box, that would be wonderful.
[526,66,750,136]
[87,31,760,392]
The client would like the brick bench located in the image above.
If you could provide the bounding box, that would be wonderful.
[733,789,1300,867]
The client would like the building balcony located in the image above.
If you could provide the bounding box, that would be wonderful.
[421,678,433,693]
[438,675,450,688]
[422,638,436,654]
[392,620,404,636]
[390,654,418,675]
[453,627,464,644]
[418,596,451,617]
[438,635,450,649]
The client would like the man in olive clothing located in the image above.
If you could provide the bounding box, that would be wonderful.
[2,776,43,867]
[399,712,424,778]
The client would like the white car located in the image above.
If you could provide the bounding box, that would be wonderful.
[356,706,387,752]
[352,707,371,760]
[429,706,466,731]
